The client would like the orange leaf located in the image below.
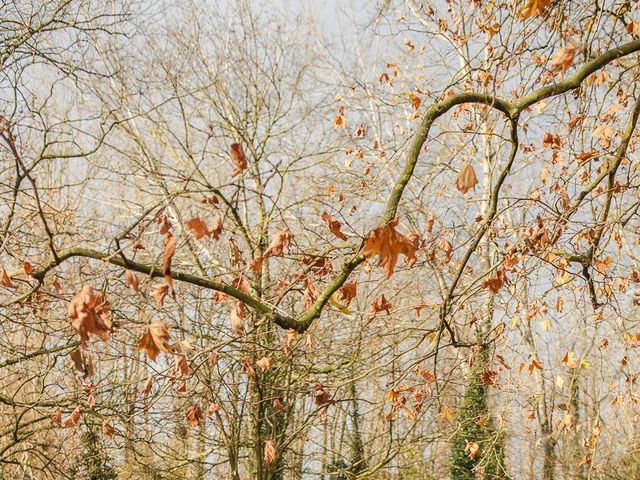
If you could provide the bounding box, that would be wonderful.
[207,403,221,416]
[321,211,348,240]
[362,219,418,278]
[124,270,139,292]
[264,440,278,465]
[67,286,116,347]
[185,403,202,427]
[256,356,273,373]
[368,294,392,322]
[63,407,81,428]
[551,45,576,73]
[562,351,578,369]
[185,217,209,240]
[1,267,16,289]
[151,283,170,308]
[139,376,153,396]
[22,262,33,275]
[102,421,115,438]
[517,0,551,20]
[303,277,319,310]
[263,228,293,258]
[136,321,173,361]
[163,232,175,289]
[230,143,248,176]
[338,281,357,307]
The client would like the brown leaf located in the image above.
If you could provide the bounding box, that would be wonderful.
[163,232,175,289]
[70,348,94,379]
[241,357,257,380]
[338,281,357,307]
[185,404,202,427]
[230,143,248,176]
[264,440,277,465]
[456,163,478,194]
[136,321,173,361]
[313,382,335,406]
[185,217,209,240]
[22,262,33,276]
[230,301,246,335]
[562,351,578,369]
[102,421,115,438]
[368,294,392,322]
[256,357,273,373]
[551,45,576,73]
[362,219,418,278]
[1,267,16,289]
[321,212,347,241]
[273,398,285,413]
[124,270,139,292]
[303,277,319,311]
[51,408,62,427]
[481,268,507,293]
[139,376,153,396]
[174,353,190,376]
[151,283,170,308]
[248,256,264,272]
[68,286,116,347]
[264,228,294,258]
[63,407,81,428]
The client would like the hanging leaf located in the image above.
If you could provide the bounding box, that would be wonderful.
[230,143,248,176]
[362,219,418,278]
[136,321,173,361]
[456,163,478,194]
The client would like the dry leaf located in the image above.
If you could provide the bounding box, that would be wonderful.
[230,143,248,176]
[63,407,81,428]
[185,404,202,427]
[151,283,170,308]
[185,217,209,240]
[517,0,551,20]
[551,45,576,73]
[124,270,139,292]
[102,421,115,438]
[68,286,116,347]
[137,321,173,361]
[139,376,153,396]
[456,163,478,194]
[256,356,273,373]
[264,228,294,258]
[321,212,347,241]
[313,382,335,406]
[163,232,175,289]
[562,351,578,369]
[174,353,189,376]
[264,440,278,465]
[1,267,16,288]
[368,294,392,322]
[338,281,357,307]
[303,277,319,310]
[230,301,246,335]
[207,403,220,416]
[51,408,62,427]
[362,219,418,278]
[22,262,33,275]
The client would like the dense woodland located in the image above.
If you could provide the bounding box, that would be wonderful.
[2,0,640,478]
